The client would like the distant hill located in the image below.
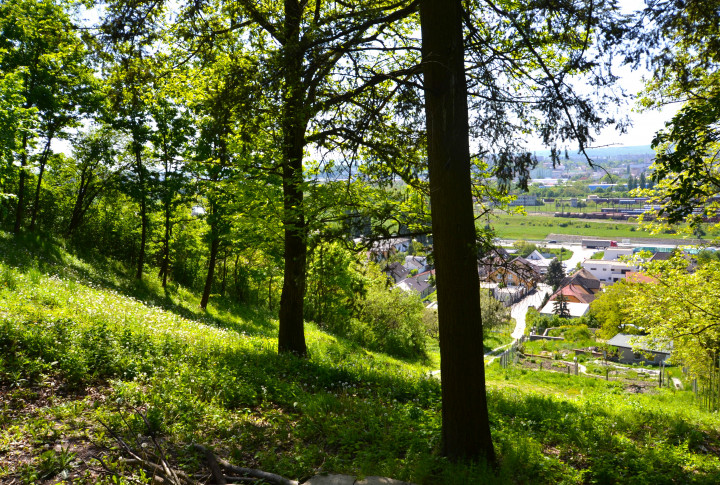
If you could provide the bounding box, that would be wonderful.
[533,144,654,159]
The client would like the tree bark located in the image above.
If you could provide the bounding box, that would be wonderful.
[277,0,308,357]
[13,133,28,234]
[420,0,495,463]
[200,233,220,310]
[67,169,90,236]
[220,251,227,296]
[29,134,53,230]
[134,141,147,281]
[160,198,171,287]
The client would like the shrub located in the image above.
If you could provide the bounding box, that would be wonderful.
[350,266,427,359]
[564,324,591,342]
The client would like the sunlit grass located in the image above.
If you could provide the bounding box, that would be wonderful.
[489,212,689,240]
[2,232,720,484]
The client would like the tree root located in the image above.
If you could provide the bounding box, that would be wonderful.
[96,406,299,485]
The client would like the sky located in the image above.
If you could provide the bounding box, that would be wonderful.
[589,0,681,150]
[583,65,679,151]
[525,0,681,153]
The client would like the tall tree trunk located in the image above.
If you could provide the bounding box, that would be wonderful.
[67,170,89,237]
[277,0,308,356]
[134,143,147,280]
[220,251,227,296]
[29,134,53,230]
[160,198,171,287]
[278,140,307,355]
[200,233,220,310]
[13,133,28,234]
[420,0,495,463]
[234,253,242,302]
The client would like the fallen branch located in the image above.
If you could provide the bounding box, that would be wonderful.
[192,444,299,485]
[96,406,299,485]
[194,443,227,485]
[118,457,194,485]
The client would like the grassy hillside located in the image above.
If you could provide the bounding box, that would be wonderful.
[2,232,720,484]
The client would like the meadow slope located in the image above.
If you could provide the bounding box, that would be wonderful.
[1,233,719,484]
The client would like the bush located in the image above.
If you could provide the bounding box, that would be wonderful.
[564,324,591,342]
[350,266,427,359]
[305,242,364,334]
[513,240,538,257]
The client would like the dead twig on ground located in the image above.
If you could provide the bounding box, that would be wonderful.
[95,406,299,485]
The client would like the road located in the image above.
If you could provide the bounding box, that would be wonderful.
[537,242,598,272]
[485,284,552,365]
[510,283,552,339]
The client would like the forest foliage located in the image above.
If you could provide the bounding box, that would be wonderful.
[2,0,720,476]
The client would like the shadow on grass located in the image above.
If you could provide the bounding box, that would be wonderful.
[0,231,279,338]
[5,264,719,485]
[488,382,720,485]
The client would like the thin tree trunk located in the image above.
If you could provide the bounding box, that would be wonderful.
[67,170,90,237]
[160,199,171,287]
[134,144,147,281]
[29,134,53,230]
[220,251,227,296]
[200,234,220,310]
[13,133,28,234]
[420,0,495,464]
[233,253,242,302]
[277,0,308,357]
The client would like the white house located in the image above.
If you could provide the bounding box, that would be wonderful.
[524,250,554,275]
[539,301,590,318]
[404,255,429,272]
[581,259,639,284]
[602,248,634,261]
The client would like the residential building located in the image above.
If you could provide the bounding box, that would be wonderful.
[404,255,430,273]
[581,259,639,284]
[548,268,602,304]
[539,301,590,318]
[359,237,411,261]
[602,248,634,261]
[483,256,542,289]
[397,269,435,299]
[606,333,672,365]
[524,250,554,275]
[383,262,409,284]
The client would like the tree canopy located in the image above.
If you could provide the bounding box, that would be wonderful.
[633,0,720,231]
[609,254,720,386]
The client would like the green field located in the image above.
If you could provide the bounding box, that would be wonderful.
[490,212,691,240]
[521,201,647,215]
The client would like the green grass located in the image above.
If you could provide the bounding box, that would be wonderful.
[489,213,680,240]
[521,201,648,214]
[2,232,720,484]
[483,332,514,353]
[543,247,574,261]
[522,337,598,356]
